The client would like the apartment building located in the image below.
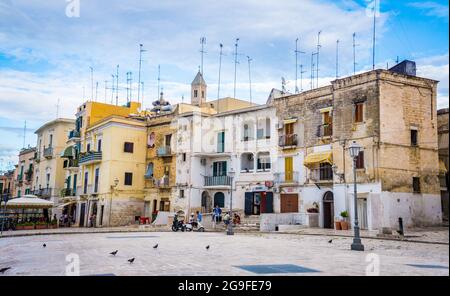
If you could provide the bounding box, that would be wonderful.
[13,147,36,197]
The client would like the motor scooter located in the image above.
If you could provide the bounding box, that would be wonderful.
[171,214,186,232]
[183,220,205,232]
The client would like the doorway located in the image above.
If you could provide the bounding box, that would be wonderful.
[201,191,212,213]
[79,203,86,227]
[357,198,368,230]
[323,191,334,229]
[280,194,299,213]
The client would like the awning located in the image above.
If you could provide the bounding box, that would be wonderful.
[57,201,77,208]
[60,146,74,158]
[1,195,54,209]
[303,151,333,168]
[439,160,448,174]
[320,107,333,113]
[283,118,298,124]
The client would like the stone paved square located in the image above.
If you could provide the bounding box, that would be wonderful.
[0,232,448,276]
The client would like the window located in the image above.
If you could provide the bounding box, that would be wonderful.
[201,91,205,98]
[145,163,154,178]
[194,90,198,98]
[213,161,227,176]
[241,153,254,172]
[83,172,88,194]
[94,168,99,193]
[413,177,421,193]
[124,172,133,186]
[257,118,271,139]
[180,189,185,198]
[354,103,364,123]
[86,143,91,152]
[124,142,134,153]
[165,134,172,147]
[356,151,364,169]
[319,163,333,181]
[411,129,418,146]
[46,173,50,187]
[217,131,225,153]
[182,153,186,162]
[97,139,102,152]
[243,124,250,141]
[49,134,53,147]
[257,153,271,171]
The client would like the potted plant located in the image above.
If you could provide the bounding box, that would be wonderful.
[35,221,48,229]
[334,218,342,230]
[16,222,35,231]
[340,211,349,230]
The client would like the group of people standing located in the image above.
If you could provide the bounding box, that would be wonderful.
[212,205,241,226]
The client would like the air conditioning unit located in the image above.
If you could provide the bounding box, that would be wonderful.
[200,158,207,166]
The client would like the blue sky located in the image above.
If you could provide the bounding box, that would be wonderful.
[0,0,448,171]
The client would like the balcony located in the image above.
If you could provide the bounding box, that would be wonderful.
[43,147,53,159]
[34,151,40,163]
[68,130,81,140]
[279,134,298,148]
[275,172,299,185]
[204,175,232,187]
[156,146,172,157]
[61,188,76,197]
[25,170,33,182]
[152,176,171,188]
[79,151,102,165]
[309,166,334,183]
[33,188,52,199]
[63,159,79,169]
[316,124,333,138]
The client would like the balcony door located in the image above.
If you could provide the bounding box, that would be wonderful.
[213,161,227,177]
[285,157,293,182]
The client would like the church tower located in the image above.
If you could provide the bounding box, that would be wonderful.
[191,71,207,106]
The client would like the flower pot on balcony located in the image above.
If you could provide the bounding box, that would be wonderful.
[334,221,342,230]
[340,221,349,230]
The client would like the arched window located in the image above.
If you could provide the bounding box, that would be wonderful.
[214,192,225,208]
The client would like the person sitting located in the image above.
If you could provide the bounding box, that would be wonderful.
[223,212,231,226]
[189,213,198,228]
[233,213,241,225]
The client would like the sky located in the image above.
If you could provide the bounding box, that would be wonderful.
[0,0,448,171]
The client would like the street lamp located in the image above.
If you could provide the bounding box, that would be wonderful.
[227,168,235,236]
[348,141,364,251]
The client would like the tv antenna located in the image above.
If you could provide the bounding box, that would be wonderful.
[336,40,340,79]
[295,38,305,94]
[137,44,147,104]
[157,65,161,100]
[104,80,108,103]
[56,98,60,118]
[233,38,240,99]
[141,82,145,109]
[352,33,359,75]
[247,56,253,104]
[200,37,206,76]
[310,52,317,90]
[89,66,94,101]
[115,65,119,105]
[316,31,322,88]
[95,81,98,102]
[217,43,224,100]
[299,64,306,92]
[371,0,378,70]
[126,72,133,103]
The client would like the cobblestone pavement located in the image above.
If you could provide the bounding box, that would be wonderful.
[0,231,448,276]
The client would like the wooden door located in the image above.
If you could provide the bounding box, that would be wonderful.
[285,157,293,181]
[280,194,298,213]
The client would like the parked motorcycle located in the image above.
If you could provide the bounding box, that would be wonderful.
[171,214,185,232]
[183,221,205,232]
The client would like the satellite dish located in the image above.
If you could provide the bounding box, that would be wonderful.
[148,132,155,148]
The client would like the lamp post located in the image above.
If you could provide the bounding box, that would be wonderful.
[227,169,235,236]
[348,141,364,251]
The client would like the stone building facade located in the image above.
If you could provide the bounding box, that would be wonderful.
[13,147,36,197]
[437,108,449,221]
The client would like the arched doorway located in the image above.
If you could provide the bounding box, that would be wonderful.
[323,191,334,229]
[201,191,212,213]
[213,192,225,208]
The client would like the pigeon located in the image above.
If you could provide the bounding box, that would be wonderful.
[206,245,210,250]
[43,243,46,248]
[328,239,333,244]
[110,250,118,256]
[0,267,11,274]
[153,244,158,249]
[128,258,135,264]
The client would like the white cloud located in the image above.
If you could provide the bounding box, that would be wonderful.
[409,1,449,19]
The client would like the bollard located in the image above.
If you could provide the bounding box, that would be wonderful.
[398,217,404,236]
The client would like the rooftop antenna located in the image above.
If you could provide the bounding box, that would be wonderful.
[89,66,94,101]
[200,37,206,76]
[310,52,317,90]
[56,98,60,118]
[157,65,161,100]
[110,75,115,104]
[104,80,108,103]
[316,31,322,88]
[299,64,306,92]
[217,43,224,100]
[23,120,26,148]
[247,56,253,104]
[372,0,378,70]
[126,71,133,103]
[281,77,286,93]
[141,82,144,109]
[295,38,305,93]
[137,44,146,104]
[116,65,119,105]
[233,38,240,99]
[95,81,98,102]
[352,33,358,75]
[336,39,340,79]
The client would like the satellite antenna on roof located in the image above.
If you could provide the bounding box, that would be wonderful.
[295,38,305,94]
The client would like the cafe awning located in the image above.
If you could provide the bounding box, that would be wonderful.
[439,160,448,174]
[1,195,54,209]
[283,118,298,125]
[60,146,74,158]
[303,151,333,168]
[57,201,77,208]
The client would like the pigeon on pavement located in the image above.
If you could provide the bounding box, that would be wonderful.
[153,244,158,249]
[128,258,135,263]
[110,250,118,256]
[43,243,46,248]
[206,245,210,250]
[328,239,333,243]
[0,267,11,274]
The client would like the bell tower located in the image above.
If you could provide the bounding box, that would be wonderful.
[191,71,207,106]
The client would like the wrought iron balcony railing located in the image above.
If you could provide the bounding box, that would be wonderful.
[309,167,334,182]
[79,151,102,165]
[204,175,232,187]
[279,134,298,147]
[156,146,172,157]
[43,147,53,158]
[275,171,299,184]
[68,130,81,140]
[316,123,333,137]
